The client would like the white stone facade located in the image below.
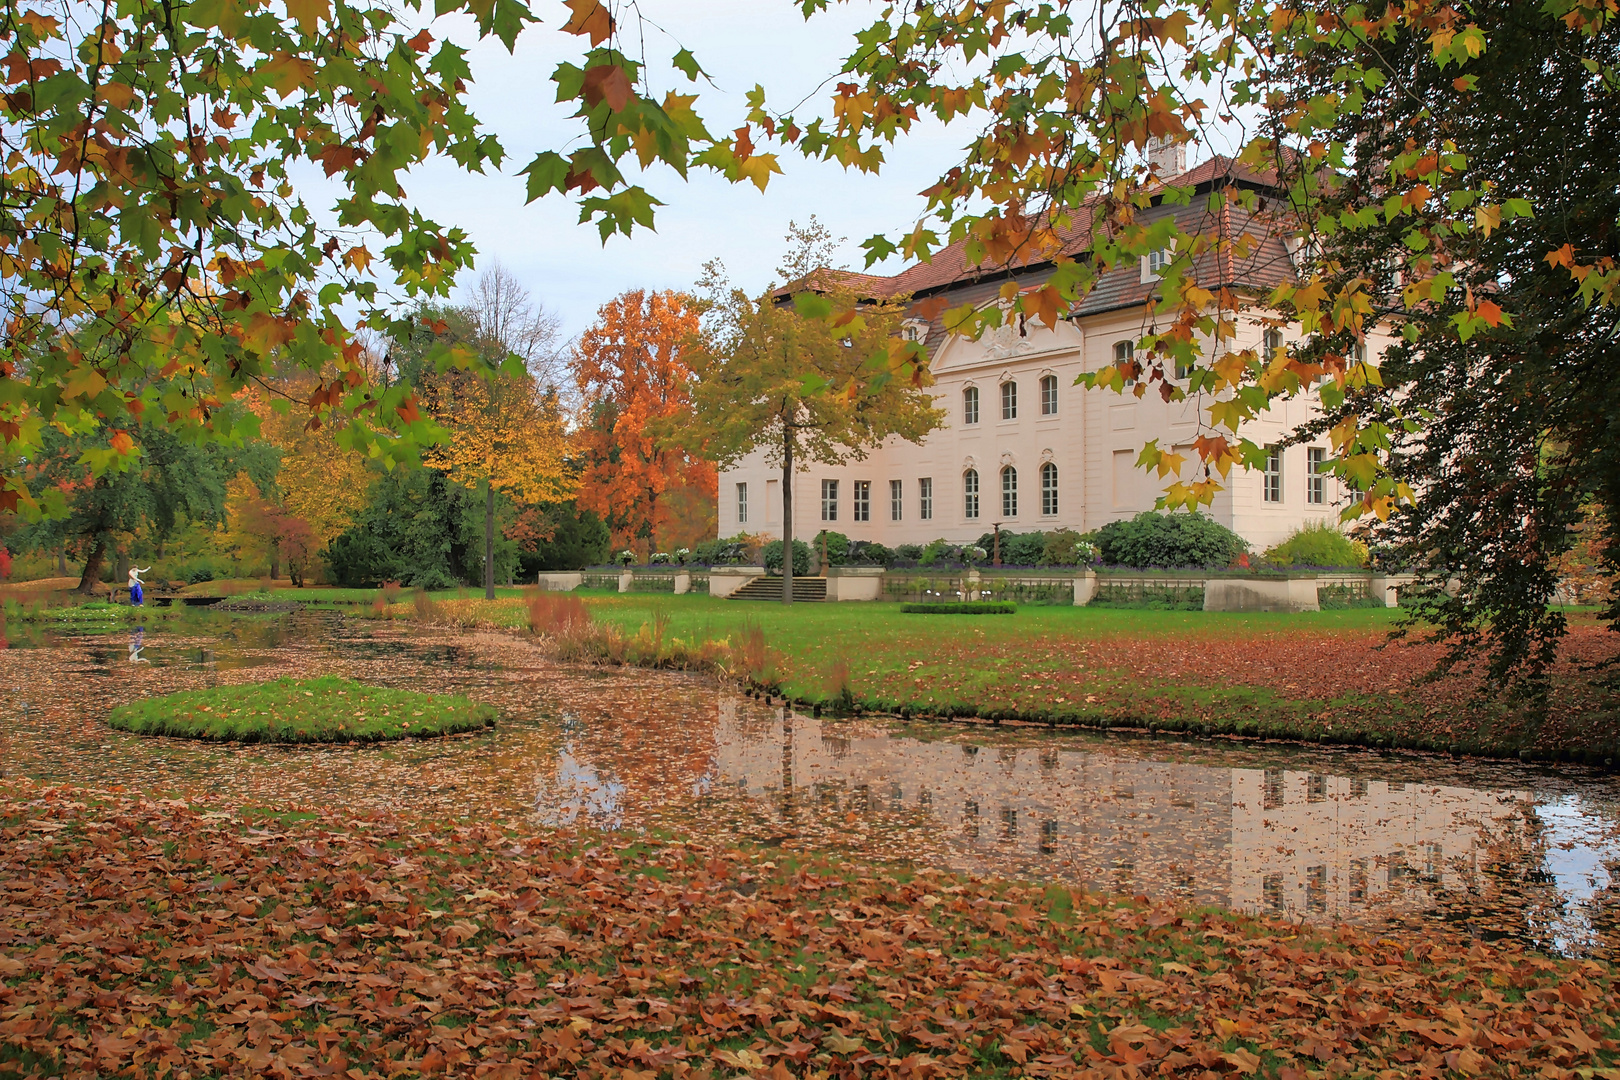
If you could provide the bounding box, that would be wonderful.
[720,307,1378,553]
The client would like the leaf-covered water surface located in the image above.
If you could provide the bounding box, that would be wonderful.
[1,612,1618,959]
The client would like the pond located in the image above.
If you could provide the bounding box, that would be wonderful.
[2,610,1618,959]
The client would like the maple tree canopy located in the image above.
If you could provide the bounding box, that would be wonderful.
[1,0,1614,546]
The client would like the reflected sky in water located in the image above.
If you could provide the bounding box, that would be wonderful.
[1,612,1616,957]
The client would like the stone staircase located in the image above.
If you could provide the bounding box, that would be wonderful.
[729,575,827,602]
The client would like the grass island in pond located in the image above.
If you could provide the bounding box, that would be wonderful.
[108,675,497,743]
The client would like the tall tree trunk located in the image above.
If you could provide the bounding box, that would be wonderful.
[484,478,496,601]
[269,538,281,580]
[77,535,107,594]
[781,427,794,605]
[56,544,66,576]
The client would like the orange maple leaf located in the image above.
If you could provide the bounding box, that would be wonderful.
[562,0,613,45]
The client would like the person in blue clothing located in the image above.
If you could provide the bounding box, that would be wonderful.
[127,565,151,607]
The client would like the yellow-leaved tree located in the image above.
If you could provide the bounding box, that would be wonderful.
[425,368,577,599]
[245,376,373,553]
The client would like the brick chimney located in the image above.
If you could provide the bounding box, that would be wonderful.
[1146,136,1187,178]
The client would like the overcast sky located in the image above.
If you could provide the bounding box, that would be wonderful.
[404,1,973,340]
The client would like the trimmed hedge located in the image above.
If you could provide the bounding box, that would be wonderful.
[900,602,1016,615]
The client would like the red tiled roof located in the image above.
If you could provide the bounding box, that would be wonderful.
[777,155,1283,304]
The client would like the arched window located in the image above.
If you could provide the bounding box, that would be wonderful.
[1039,374,1058,415]
[1113,339,1136,386]
[1001,380,1017,420]
[1001,465,1018,517]
[963,469,980,519]
[963,386,980,425]
[1041,462,1058,516]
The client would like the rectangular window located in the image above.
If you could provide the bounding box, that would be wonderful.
[1263,873,1284,914]
[963,386,979,425]
[1001,466,1018,518]
[889,479,902,521]
[1263,446,1283,503]
[1041,463,1058,516]
[852,480,870,522]
[1175,356,1195,380]
[963,470,979,520]
[1148,248,1169,275]
[1039,374,1057,415]
[1114,339,1136,387]
[1263,768,1285,809]
[735,482,748,524]
[918,477,933,521]
[1001,381,1017,420]
[1306,865,1327,914]
[820,479,839,521]
[1308,447,1326,505]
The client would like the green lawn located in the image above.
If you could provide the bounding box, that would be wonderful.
[486,593,1617,760]
[108,675,498,743]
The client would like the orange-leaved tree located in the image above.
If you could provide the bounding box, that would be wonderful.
[575,290,716,556]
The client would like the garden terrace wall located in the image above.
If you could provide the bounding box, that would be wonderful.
[558,566,1413,608]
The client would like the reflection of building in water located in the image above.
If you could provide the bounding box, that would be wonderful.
[710,709,1534,922]
[712,710,1234,907]
[1229,769,1530,922]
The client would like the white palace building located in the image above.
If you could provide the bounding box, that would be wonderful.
[720,150,1386,553]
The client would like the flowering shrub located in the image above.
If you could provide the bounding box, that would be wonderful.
[963,545,989,565]
[674,548,691,565]
[615,550,635,567]
[649,552,674,565]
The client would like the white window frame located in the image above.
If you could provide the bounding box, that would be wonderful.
[963,469,979,520]
[1039,374,1057,415]
[963,386,980,425]
[1114,339,1136,387]
[852,480,871,522]
[1001,380,1017,420]
[736,482,748,524]
[1040,462,1058,516]
[919,477,933,521]
[821,478,839,521]
[889,479,903,521]
[1307,447,1326,505]
[1001,465,1018,518]
[1263,447,1283,503]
